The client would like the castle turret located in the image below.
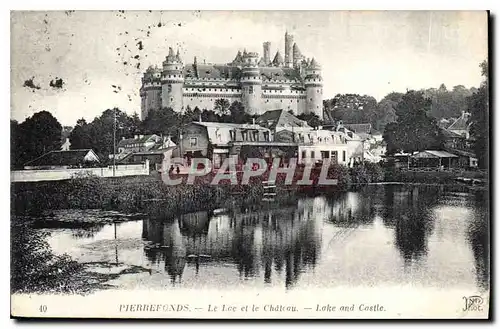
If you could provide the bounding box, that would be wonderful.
[304,58,323,119]
[263,41,271,65]
[292,43,304,68]
[140,65,162,120]
[161,47,184,112]
[284,32,294,68]
[241,51,262,115]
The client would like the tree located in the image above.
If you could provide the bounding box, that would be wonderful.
[69,108,143,161]
[324,94,379,127]
[296,113,323,128]
[14,111,63,166]
[142,107,180,137]
[223,101,252,124]
[383,91,443,155]
[69,118,93,150]
[468,60,489,169]
[214,98,230,116]
[375,92,404,132]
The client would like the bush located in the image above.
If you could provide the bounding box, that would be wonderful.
[350,162,384,184]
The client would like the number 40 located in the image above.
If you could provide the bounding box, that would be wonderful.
[39,305,47,313]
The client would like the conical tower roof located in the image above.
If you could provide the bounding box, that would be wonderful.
[309,57,321,69]
[272,50,284,66]
[233,50,243,64]
[258,57,266,66]
[293,43,302,58]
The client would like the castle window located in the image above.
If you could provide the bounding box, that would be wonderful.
[249,85,254,94]
[168,84,172,93]
[170,97,173,102]
[310,98,313,101]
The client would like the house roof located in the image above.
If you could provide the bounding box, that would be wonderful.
[447,112,471,131]
[343,123,372,134]
[255,109,311,130]
[117,134,158,148]
[441,129,465,139]
[413,150,458,158]
[190,121,270,146]
[278,128,348,145]
[192,122,269,130]
[24,149,100,167]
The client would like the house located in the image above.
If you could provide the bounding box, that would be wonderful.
[255,109,311,134]
[117,134,162,154]
[119,136,178,171]
[441,127,477,169]
[411,150,459,169]
[447,112,471,139]
[275,128,349,166]
[180,121,273,168]
[24,149,100,170]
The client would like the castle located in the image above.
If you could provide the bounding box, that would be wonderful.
[139,32,323,120]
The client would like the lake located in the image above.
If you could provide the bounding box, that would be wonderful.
[37,184,489,292]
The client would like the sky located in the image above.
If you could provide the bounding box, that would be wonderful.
[10,10,488,126]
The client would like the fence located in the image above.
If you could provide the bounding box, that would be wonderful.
[11,160,150,182]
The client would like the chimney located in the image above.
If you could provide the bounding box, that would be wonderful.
[134,135,139,139]
[139,134,144,139]
[122,136,126,140]
[252,118,256,125]
[199,114,202,122]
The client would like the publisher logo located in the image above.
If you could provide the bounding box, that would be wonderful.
[462,296,484,312]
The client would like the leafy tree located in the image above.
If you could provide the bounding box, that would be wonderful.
[324,94,378,127]
[142,107,180,137]
[375,92,404,131]
[214,98,230,116]
[222,101,253,124]
[296,113,323,128]
[383,91,444,155]
[13,111,63,166]
[69,108,142,161]
[468,60,489,169]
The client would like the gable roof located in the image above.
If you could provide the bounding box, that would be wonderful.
[343,123,372,134]
[447,112,471,131]
[255,109,311,130]
[24,149,100,167]
[413,150,458,158]
[117,134,159,148]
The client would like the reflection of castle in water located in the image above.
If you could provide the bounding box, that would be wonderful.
[142,200,323,288]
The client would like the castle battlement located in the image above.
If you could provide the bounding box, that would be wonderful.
[140,32,323,120]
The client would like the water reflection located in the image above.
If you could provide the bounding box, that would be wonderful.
[142,203,322,288]
[40,185,489,291]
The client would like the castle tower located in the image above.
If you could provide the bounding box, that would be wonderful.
[140,65,162,120]
[304,58,323,119]
[284,32,294,68]
[240,51,262,115]
[263,41,271,65]
[292,43,304,68]
[161,47,184,112]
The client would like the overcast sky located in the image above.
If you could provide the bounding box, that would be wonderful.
[11,10,488,126]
